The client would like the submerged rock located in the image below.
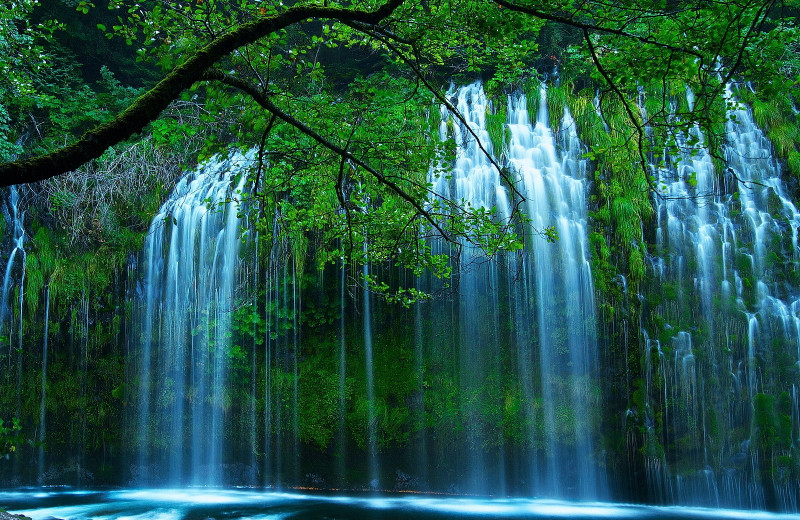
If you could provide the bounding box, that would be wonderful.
[395,469,419,491]
[0,512,33,520]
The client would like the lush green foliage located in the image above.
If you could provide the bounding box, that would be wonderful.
[4,0,799,273]
[0,418,22,458]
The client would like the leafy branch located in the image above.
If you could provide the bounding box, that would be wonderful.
[0,0,405,186]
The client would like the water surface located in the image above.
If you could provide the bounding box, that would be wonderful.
[1,489,796,520]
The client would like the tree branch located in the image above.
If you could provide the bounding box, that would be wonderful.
[200,69,454,243]
[493,0,704,59]
[582,28,656,195]
[342,19,527,208]
[0,0,405,187]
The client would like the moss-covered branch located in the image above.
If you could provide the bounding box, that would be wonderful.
[0,0,405,187]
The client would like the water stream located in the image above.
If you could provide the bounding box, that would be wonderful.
[0,186,26,416]
[644,86,800,509]
[3,489,798,520]
[135,151,251,485]
[421,82,603,497]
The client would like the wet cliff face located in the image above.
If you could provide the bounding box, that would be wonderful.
[629,87,800,510]
[1,81,799,511]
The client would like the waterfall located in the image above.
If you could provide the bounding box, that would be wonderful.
[337,259,347,487]
[507,87,599,497]
[135,151,251,485]
[427,82,603,498]
[1,187,25,346]
[363,258,379,489]
[645,85,800,509]
[434,83,507,494]
[249,232,259,479]
[291,261,300,487]
[261,212,303,488]
[413,275,428,488]
[37,286,49,484]
[1,186,26,416]
[263,216,277,486]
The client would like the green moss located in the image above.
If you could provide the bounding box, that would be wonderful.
[485,102,508,155]
[628,246,645,283]
[24,256,43,315]
[24,224,61,314]
[299,363,345,450]
[753,99,782,130]
[641,435,665,459]
[611,197,639,246]
[547,84,566,130]
[567,90,610,149]
[32,226,57,276]
[776,392,792,450]
[768,123,798,157]
[787,151,800,178]
[522,76,542,117]
[753,393,776,450]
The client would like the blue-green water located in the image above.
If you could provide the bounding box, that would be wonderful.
[1,489,797,520]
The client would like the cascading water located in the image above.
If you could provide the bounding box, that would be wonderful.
[363,258,379,490]
[424,82,603,498]
[429,83,508,494]
[262,221,280,487]
[1,188,25,331]
[1,186,26,407]
[261,213,306,488]
[0,186,27,487]
[5,61,800,520]
[644,86,800,509]
[507,87,599,498]
[130,82,606,495]
[36,287,49,484]
[337,260,348,487]
[135,151,251,485]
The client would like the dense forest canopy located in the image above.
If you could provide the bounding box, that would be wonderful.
[0,0,798,272]
[2,1,798,176]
